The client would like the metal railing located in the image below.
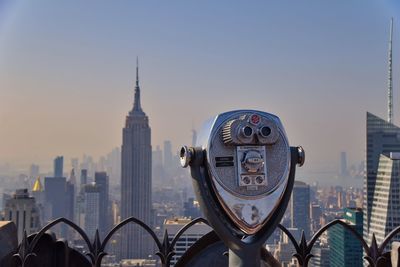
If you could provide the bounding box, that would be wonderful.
[12,217,208,267]
[10,217,400,267]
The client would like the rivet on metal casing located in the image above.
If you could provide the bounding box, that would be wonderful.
[180,146,193,168]
[297,146,305,167]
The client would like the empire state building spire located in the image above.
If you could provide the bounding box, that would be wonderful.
[133,57,142,112]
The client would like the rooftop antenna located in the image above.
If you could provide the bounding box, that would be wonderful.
[388,18,394,123]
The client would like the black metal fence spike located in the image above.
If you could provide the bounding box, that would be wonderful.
[10,216,400,267]
[162,228,170,249]
[365,233,382,267]
[93,230,102,252]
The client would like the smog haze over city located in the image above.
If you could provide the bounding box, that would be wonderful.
[4,2,400,267]
[0,0,399,184]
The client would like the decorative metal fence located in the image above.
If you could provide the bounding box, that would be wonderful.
[10,216,400,267]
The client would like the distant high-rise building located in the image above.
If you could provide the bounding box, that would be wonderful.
[29,164,40,179]
[290,181,310,239]
[191,129,197,147]
[274,228,301,266]
[163,140,173,169]
[76,169,89,228]
[364,113,400,245]
[163,217,211,266]
[81,155,95,178]
[183,198,202,219]
[335,186,346,209]
[152,146,163,168]
[69,168,78,201]
[340,152,348,177]
[44,173,74,238]
[32,177,45,223]
[95,171,109,237]
[105,147,121,185]
[66,180,75,222]
[80,169,88,188]
[71,158,79,175]
[54,156,64,177]
[69,169,77,186]
[83,183,101,239]
[310,204,322,234]
[120,59,152,259]
[310,245,330,267]
[4,189,41,242]
[44,176,67,221]
[152,146,164,188]
[32,176,44,202]
[329,207,363,267]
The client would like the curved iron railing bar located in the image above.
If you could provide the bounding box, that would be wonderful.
[100,216,162,252]
[308,219,369,253]
[277,224,300,252]
[28,217,94,254]
[170,217,209,249]
[379,224,400,253]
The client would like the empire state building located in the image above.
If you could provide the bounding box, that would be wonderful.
[120,60,152,259]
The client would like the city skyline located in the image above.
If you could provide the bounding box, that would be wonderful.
[1,1,400,183]
[3,2,400,266]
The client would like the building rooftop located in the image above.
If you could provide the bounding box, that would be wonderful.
[164,217,193,225]
[389,152,400,160]
[32,176,43,192]
[13,189,31,199]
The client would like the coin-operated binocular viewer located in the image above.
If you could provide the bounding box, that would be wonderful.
[180,110,304,267]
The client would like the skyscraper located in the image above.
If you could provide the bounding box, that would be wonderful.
[80,169,88,188]
[120,59,152,259]
[364,19,400,246]
[163,140,173,169]
[29,164,40,180]
[364,112,400,245]
[310,245,330,267]
[329,207,363,267]
[44,176,67,221]
[4,189,41,242]
[152,146,164,188]
[290,181,310,239]
[32,177,46,224]
[83,183,101,239]
[368,153,400,246]
[163,217,211,266]
[191,129,197,147]
[43,157,74,238]
[54,156,63,177]
[95,171,110,237]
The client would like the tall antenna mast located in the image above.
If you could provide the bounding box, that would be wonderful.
[388,17,394,123]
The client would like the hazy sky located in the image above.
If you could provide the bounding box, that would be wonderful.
[0,1,400,177]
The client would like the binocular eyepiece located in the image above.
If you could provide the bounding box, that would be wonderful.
[222,113,278,146]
